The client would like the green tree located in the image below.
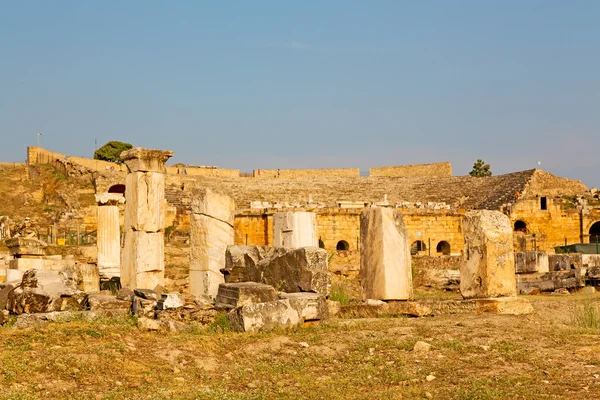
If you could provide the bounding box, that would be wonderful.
[93,141,133,163]
[469,159,492,177]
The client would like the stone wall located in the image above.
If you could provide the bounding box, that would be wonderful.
[369,162,452,178]
[165,165,239,177]
[28,146,127,172]
[252,168,360,179]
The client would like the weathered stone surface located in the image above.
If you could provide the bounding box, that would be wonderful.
[61,263,100,293]
[155,307,217,325]
[515,252,549,274]
[475,297,534,315]
[461,210,517,299]
[190,188,235,226]
[121,148,173,173]
[97,205,121,278]
[223,246,331,295]
[132,296,157,318]
[87,294,132,311]
[8,257,44,271]
[156,292,185,310]
[273,212,318,248]
[279,292,328,321]
[134,288,158,301]
[121,231,164,289]
[116,287,134,301]
[189,212,234,299]
[0,283,15,311]
[5,237,47,256]
[95,192,125,205]
[215,282,278,310]
[327,300,341,317]
[228,299,301,333]
[137,316,161,331]
[338,301,432,318]
[124,172,165,232]
[360,207,413,300]
[516,269,586,292]
[6,269,24,282]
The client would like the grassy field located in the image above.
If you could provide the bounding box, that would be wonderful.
[1,293,600,399]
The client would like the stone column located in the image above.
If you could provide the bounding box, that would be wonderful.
[460,210,517,298]
[120,148,173,289]
[360,207,413,300]
[273,212,318,248]
[95,193,124,279]
[189,188,235,299]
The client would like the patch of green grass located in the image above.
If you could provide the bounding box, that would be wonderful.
[207,312,231,334]
[572,297,600,331]
[329,283,352,306]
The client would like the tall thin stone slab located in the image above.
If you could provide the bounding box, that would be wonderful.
[460,210,517,299]
[360,207,413,300]
[273,212,318,248]
[120,148,173,289]
[95,193,124,278]
[189,188,235,299]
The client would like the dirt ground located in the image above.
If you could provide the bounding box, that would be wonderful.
[1,292,600,399]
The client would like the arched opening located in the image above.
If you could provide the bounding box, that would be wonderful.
[436,241,451,255]
[336,240,349,251]
[411,240,426,255]
[108,184,126,195]
[318,238,325,249]
[514,220,527,234]
[589,222,600,244]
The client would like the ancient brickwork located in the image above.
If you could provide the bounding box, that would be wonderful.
[165,165,239,177]
[369,162,452,178]
[253,168,360,179]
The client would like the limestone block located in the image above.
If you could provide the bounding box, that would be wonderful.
[360,207,413,300]
[61,263,100,293]
[279,292,328,321]
[223,246,285,283]
[515,252,549,274]
[132,296,157,318]
[5,238,47,256]
[124,172,165,232]
[87,294,132,311]
[156,292,185,310]
[224,246,331,295]
[190,188,235,226]
[189,213,234,298]
[9,257,44,271]
[121,231,164,289]
[460,210,517,299]
[6,269,24,282]
[273,212,318,248]
[215,282,279,310]
[228,299,301,333]
[95,193,125,205]
[475,297,534,315]
[121,148,174,173]
[97,205,121,277]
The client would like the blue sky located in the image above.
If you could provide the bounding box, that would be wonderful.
[1,1,598,187]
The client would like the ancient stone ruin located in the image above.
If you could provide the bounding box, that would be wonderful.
[273,212,318,247]
[360,207,413,300]
[95,192,124,279]
[189,188,235,299]
[121,148,173,289]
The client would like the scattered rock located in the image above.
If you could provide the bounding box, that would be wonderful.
[413,341,432,353]
[520,287,541,296]
[157,292,185,310]
[88,294,132,311]
[137,317,161,331]
[229,299,301,333]
[116,288,134,301]
[366,299,385,306]
[298,342,309,349]
[132,296,157,318]
[426,374,436,382]
[552,288,570,295]
[134,289,158,301]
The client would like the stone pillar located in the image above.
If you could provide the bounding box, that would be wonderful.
[95,193,124,278]
[360,207,413,300]
[460,210,517,299]
[273,212,318,248]
[120,148,173,289]
[189,188,235,299]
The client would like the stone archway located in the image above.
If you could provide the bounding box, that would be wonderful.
[336,240,349,250]
[590,222,600,244]
[514,220,527,234]
[436,240,451,255]
[108,184,126,195]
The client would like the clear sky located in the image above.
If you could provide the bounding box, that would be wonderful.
[1,1,598,187]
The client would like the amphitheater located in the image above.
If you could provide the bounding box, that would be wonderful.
[25,146,600,259]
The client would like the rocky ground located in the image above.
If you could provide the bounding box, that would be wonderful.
[1,291,599,399]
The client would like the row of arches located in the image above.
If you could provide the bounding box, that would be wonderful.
[411,240,451,255]
[514,220,600,243]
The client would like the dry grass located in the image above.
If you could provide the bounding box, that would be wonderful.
[1,293,600,399]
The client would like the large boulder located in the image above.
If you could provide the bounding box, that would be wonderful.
[223,246,331,295]
[228,299,301,333]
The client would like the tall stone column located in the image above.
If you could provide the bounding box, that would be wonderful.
[120,148,173,289]
[460,210,517,299]
[273,212,318,248]
[95,193,124,278]
[189,188,235,299]
[360,207,413,300]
